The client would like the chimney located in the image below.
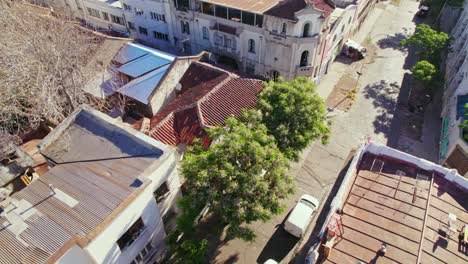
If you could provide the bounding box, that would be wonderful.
[140,118,151,134]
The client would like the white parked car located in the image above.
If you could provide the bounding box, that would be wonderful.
[284,195,320,238]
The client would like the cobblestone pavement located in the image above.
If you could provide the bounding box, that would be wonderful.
[210,1,439,263]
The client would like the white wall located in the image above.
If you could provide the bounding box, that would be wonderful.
[84,180,164,264]
[81,0,127,31]
[122,0,174,50]
[441,4,468,167]
[56,245,94,264]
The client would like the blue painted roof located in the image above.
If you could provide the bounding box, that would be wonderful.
[113,44,176,104]
[118,65,171,104]
[113,44,149,64]
[118,54,172,78]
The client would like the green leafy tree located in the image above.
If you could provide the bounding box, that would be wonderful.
[459,103,468,141]
[166,197,208,264]
[400,24,449,63]
[181,117,294,241]
[257,77,330,160]
[411,60,436,83]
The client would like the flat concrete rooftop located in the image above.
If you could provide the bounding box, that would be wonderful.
[324,153,467,264]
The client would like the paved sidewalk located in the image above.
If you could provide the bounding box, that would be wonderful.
[209,1,429,263]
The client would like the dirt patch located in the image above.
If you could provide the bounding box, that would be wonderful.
[401,111,424,140]
[326,44,377,111]
[326,73,357,111]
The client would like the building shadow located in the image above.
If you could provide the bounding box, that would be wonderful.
[256,216,299,263]
[288,151,355,263]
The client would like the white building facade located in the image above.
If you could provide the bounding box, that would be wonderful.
[440,1,468,176]
[167,0,335,81]
[120,0,177,51]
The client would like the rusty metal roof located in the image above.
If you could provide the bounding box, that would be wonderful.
[0,107,170,263]
[324,153,468,264]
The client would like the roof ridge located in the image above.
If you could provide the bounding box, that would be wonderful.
[196,77,234,128]
[148,103,199,136]
[194,61,239,78]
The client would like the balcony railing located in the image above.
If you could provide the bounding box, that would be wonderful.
[296,65,314,77]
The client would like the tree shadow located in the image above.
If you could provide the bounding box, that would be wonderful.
[376,33,407,51]
[257,215,299,263]
[363,80,400,139]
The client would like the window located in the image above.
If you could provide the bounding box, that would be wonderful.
[215,6,227,19]
[87,8,100,18]
[123,3,131,11]
[102,12,109,21]
[131,241,153,264]
[135,8,144,15]
[154,182,170,202]
[117,218,145,250]
[255,14,263,28]
[332,35,337,42]
[153,31,169,41]
[282,23,287,34]
[139,26,148,35]
[341,25,345,33]
[224,38,232,48]
[128,22,135,29]
[348,16,352,24]
[248,39,255,53]
[272,70,280,82]
[214,33,222,46]
[242,11,255,26]
[245,62,255,74]
[272,22,278,33]
[150,12,157,20]
[202,27,209,40]
[300,50,309,67]
[161,14,166,22]
[228,8,241,22]
[202,2,214,15]
[303,23,310,37]
[181,21,190,34]
[111,15,124,25]
[175,0,190,11]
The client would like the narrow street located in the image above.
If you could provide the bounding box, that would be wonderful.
[211,0,440,263]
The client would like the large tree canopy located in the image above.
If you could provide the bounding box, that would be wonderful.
[257,77,330,160]
[181,116,294,240]
[0,2,104,137]
[400,24,449,63]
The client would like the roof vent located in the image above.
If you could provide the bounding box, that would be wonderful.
[175,83,182,92]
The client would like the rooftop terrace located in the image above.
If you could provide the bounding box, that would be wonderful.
[323,152,467,264]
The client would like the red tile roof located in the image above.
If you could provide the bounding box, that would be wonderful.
[200,78,263,126]
[134,62,263,146]
[265,0,335,21]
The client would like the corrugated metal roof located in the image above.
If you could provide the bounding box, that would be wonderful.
[0,108,168,263]
[117,64,171,104]
[134,62,263,147]
[118,54,172,78]
[113,44,176,104]
[113,44,149,65]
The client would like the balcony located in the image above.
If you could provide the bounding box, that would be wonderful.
[296,65,314,77]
